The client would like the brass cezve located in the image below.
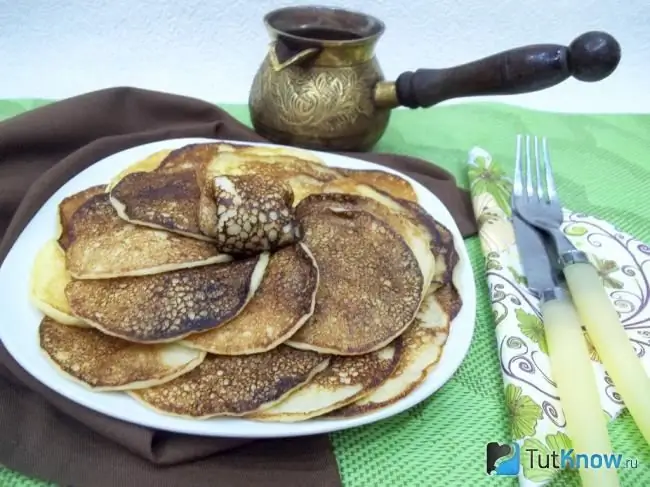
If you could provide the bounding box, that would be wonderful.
[248,6,621,152]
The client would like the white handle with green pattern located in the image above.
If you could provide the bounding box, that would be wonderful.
[542,293,620,487]
[564,262,650,446]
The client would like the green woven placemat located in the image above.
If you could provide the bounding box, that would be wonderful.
[1,101,650,486]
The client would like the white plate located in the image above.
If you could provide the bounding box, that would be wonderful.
[0,137,476,438]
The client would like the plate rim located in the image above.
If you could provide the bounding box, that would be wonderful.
[0,137,476,438]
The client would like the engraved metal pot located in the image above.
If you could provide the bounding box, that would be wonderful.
[248,6,621,152]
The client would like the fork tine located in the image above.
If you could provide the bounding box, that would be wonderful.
[541,137,557,202]
[514,134,523,198]
[534,136,544,200]
[525,135,534,198]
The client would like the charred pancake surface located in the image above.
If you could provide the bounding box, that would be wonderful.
[183,243,318,355]
[65,254,269,343]
[57,185,106,250]
[130,345,329,418]
[253,339,402,421]
[39,317,205,391]
[64,193,229,279]
[286,207,423,355]
[110,170,206,239]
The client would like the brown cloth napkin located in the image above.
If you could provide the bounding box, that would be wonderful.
[0,87,477,487]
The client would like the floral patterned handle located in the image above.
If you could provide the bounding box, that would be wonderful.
[542,294,620,487]
[564,262,650,445]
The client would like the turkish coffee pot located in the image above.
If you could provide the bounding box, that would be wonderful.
[248,6,621,152]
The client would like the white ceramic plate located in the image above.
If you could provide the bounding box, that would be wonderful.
[0,137,476,438]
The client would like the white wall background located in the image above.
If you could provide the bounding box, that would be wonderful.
[0,0,648,113]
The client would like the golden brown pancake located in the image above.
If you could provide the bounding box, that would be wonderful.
[29,240,87,326]
[64,193,231,279]
[56,185,106,250]
[218,143,329,166]
[251,339,402,421]
[65,253,269,343]
[106,149,173,191]
[329,281,460,418]
[130,345,330,418]
[330,169,418,203]
[295,192,436,288]
[400,198,459,288]
[286,207,424,355]
[39,317,205,391]
[200,144,340,182]
[198,174,301,255]
[182,243,318,355]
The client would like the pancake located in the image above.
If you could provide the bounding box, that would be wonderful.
[321,180,439,285]
[56,185,107,250]
[109,145,220,240]
[65,253,269,343]
[399,199,459,288]
[251,339,402,421]
[182,243,318,355]
[29,240,87,326]
[329,281,460,418]
[331,168,418,203]
[130,345,330,418]
[198,144,341,184]
[110,169,211,241]
[39,317,205,391]
[295,192,436,290]
[286,207,424,355]
[198,174,301,255]
[106,149,173,191]
[64,193,231,279]
[109,143,333,241]
[196,148,342,236]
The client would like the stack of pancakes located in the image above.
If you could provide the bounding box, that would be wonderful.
[29,142,462,422]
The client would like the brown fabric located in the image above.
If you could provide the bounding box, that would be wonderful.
[0,87,477,487]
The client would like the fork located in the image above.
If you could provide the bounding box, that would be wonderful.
[513,136,619,487]
[513,135,650,448]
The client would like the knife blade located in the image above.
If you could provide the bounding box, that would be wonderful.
[513,215,619,487]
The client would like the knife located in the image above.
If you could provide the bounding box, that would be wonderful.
[513,215,620,487]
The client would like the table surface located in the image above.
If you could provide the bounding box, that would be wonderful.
[1,100,649,487]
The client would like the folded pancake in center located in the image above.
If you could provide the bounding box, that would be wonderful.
[286,204,426,356]
[65,193,230,279]
[65,253,269,343]
[182,243,318,355]
[250,338,402,422]
[109,142,341,242]
[130,345,330,418]
[39,317,205,391]
[195,147,343,254]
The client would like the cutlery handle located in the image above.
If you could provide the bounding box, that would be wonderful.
[564,262,650,445]
[542,293,620,487]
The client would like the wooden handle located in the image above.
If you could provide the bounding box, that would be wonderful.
[542,295,620,487]
[394,31,621,108]
[564,262,650,445]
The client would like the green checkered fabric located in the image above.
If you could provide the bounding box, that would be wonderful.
[1,101,649,486]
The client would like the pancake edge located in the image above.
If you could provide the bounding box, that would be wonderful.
[127,356,331,419]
